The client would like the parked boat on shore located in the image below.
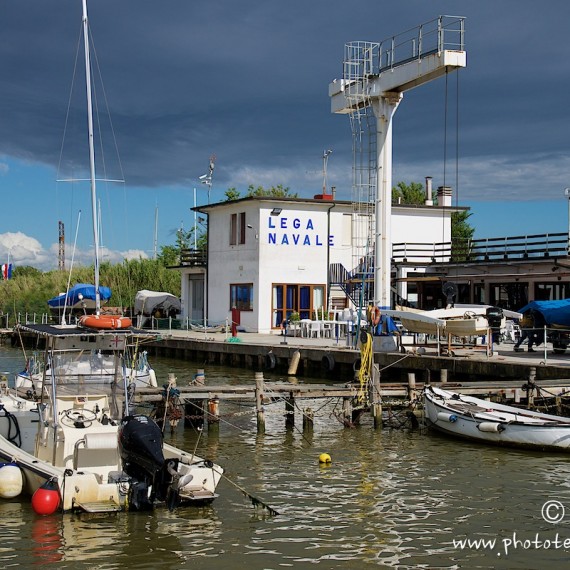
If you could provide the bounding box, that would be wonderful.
[382,304,521,338]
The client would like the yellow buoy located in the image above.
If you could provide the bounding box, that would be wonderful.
[318,453,332,464]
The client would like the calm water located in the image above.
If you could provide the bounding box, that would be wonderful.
[2,345,570,569]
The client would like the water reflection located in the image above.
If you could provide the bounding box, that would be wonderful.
[2,346,570,568]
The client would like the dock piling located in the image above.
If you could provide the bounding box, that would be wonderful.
[207,398,220,432]
[288,350,301,375]
[370,365,382,429]
[285,393,295,429]
[407,373,417,403]
[302,407,314,432]
[255,372,265,434]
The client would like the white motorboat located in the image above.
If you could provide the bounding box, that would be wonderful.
[382,304,521,338]
[3,322,223,512]
[423,384,570,451]
[0,0,223,513]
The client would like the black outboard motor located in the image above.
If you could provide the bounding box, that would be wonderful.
[486,307,504,331]
[486,307,504,344]
[118,415,166,510]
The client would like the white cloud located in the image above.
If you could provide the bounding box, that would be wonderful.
[0,233,149,272]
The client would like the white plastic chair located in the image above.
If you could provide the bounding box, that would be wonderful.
[309,321,322,338]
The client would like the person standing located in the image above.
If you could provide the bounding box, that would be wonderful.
[514,311,534,352]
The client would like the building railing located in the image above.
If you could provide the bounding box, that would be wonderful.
[392,233,569,264]
[343,15,465,83]
[179,249,207,266]
[379,15,465,72]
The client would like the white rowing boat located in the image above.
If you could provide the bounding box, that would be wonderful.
[423,384,570,451]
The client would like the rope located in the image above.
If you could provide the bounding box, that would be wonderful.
[357,332,373,404]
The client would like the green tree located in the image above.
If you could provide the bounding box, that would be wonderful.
[246,184,298,198]
[392,181,427,204]
[451,210,475,261]
[225,184,298,200]
[224,187,241,201]
[0,259,181,319]
[12,265,42,279]
[157,226,193,266]
[393,180,475,260]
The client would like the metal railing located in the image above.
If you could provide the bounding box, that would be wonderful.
[392,233,568,264]
[342,16,465,82]
[379,15,465,72]
[179,249,207,266]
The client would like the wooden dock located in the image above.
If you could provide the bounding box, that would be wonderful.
[134,371,570,433]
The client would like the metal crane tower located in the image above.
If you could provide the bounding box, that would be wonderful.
[329,15,466,310]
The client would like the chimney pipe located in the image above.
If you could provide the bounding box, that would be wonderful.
[437,185,452,207]
[425,176,433,206]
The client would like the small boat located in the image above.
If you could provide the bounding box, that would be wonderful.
[0,0,223,513]
[134,290,181,318]
[423,384,570,451]
[382,304,521,338]
[5,323,223,513]
[188,322,225,333]
[47,283,111,313]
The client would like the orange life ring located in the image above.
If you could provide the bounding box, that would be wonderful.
[372,307,381,326]
[79,314,132,330]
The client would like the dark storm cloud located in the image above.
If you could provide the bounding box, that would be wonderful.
[2,0,570,203]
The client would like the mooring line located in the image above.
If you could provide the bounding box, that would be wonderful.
[212,467,279,516]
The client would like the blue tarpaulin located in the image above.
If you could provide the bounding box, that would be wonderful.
[47,283,111,309]
[517,299,570,327]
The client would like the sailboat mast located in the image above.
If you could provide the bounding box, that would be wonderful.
[82,0,101,315]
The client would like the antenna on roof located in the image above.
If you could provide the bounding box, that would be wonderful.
[322,149,332,195]
[199,154,216,204]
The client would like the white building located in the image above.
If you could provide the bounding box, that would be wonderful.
[178,190,460,334]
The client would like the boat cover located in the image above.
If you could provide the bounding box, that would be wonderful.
[517,299,570,327]
[134,290,181,316]
[47,283,111,309]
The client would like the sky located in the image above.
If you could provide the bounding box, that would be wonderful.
[1,0,570,271]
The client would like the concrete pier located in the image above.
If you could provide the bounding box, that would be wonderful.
[141,328,570,384]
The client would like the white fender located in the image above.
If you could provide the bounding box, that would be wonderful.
[0,464,23,499]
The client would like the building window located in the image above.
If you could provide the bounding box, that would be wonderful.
[230,283,253,311]
[230,213,237,245]
[230,212,247,245]
[473,283,486,305]
[272,283,326,328]
[239,212,246,244]
[489,282,528,310]
[535,282,570,301]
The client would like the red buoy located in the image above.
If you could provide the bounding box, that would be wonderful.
[31,479,61,516]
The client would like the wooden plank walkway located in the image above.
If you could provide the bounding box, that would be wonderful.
[134,378,570,404]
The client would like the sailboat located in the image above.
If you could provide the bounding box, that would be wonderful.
[0,0,223,513]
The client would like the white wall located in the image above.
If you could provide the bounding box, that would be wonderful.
[190,198,454,332]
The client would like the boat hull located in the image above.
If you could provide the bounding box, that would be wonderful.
[424,385,570,451]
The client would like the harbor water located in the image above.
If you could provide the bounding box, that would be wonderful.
[1,345,570,569]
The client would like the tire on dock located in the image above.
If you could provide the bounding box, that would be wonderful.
[321,354,335,372]
[264,351,277,370]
